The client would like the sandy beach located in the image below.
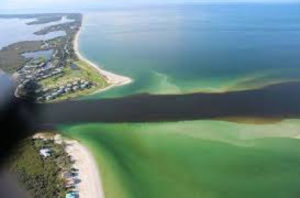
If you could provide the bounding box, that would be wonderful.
[33,133,105,198]
[64,139,105,198]
[73,16,132,93]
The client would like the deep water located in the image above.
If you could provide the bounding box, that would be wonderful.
[0,3,296,198]
[56,4,300,198]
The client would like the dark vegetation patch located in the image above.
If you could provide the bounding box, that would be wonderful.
[0,41,43,73]
[33,13,82,36]
[0,13,82,74]
[7,138,72,198]
[26,15,63,25]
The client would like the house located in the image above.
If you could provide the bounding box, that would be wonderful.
[65,178,76,188]
[72,81,79,86]
[62,172,72,179]
[35,89,42,94]
[70,63,79,70]
[18,84,24,89]
[65,88,71,93]
[66,191,79,198]
[37,97,44,102]
[42,88,49,92]
[73,86,79,91]
[80,84,86,89]
[46,95,53,101]
[58,89,65,95]
[40,148,51,157]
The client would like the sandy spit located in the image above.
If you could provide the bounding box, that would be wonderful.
[33,133,105,198]
[64,138,105,198]
[73,15,133,94]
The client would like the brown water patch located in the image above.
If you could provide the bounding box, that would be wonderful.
[214,117,283,124]
[35,81,300,126]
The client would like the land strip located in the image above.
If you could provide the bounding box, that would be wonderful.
[7,133,105,198]
[0,13,132,102]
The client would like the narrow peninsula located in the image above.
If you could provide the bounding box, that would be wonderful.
[0,13,132,102]
[0,13,132,198]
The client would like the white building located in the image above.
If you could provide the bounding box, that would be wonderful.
[40,148,51,158]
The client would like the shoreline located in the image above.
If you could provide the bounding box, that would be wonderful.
[64,138,105,198]
[73,15,133,95]
[33,133,105,198]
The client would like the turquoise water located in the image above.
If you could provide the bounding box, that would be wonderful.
[79,4,300,98]
[61,120,300,198]
[65,4,300,198]
[1,5,300,198]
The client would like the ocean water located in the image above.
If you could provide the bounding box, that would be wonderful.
[61,120,300,198]
[79,4,300,98]
[1,3,299,198]
[62,4,300,198]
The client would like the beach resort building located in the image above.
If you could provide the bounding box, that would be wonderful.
[39,148,51,158]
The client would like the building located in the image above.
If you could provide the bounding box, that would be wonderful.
[65,191,78,198]
[62,172,72,179]
[39,148,51,158]
[66,191,79,198]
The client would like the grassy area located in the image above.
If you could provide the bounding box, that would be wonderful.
[75,60,108,86]
[0,41,43,73]
[60,120,300,198]
[40,59,108,101]
[8,138,72,198]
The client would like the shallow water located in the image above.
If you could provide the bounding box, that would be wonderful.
[79,4,300,98]
[0,17,67,49]
[60,120,300,198]
[61,4,300,198]
[2,4,300,198]
[22,49,53,60]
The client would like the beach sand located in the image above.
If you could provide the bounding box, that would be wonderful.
[46,15,134,198]
[65,139,105,198]
[73,16,133,94]
[33,133,105,198]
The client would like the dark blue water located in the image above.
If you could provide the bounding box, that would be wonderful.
[79,4,300,98]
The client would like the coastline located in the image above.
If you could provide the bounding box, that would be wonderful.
[64,138,105,198]
[73,15,133,95]
[33,133,105,198]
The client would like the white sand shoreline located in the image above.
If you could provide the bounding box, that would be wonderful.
[64,138,105,198]
[51,15,134,198]
[33,133,105,198]
[73,15,133,94]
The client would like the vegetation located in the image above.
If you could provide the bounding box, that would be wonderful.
[8,138,72,198]
[27,15,63,25]
[75,60,108,86]
[0,13,108,101]
[0,41,43,73]
[39,59,108,101]
[0,13,109,102]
